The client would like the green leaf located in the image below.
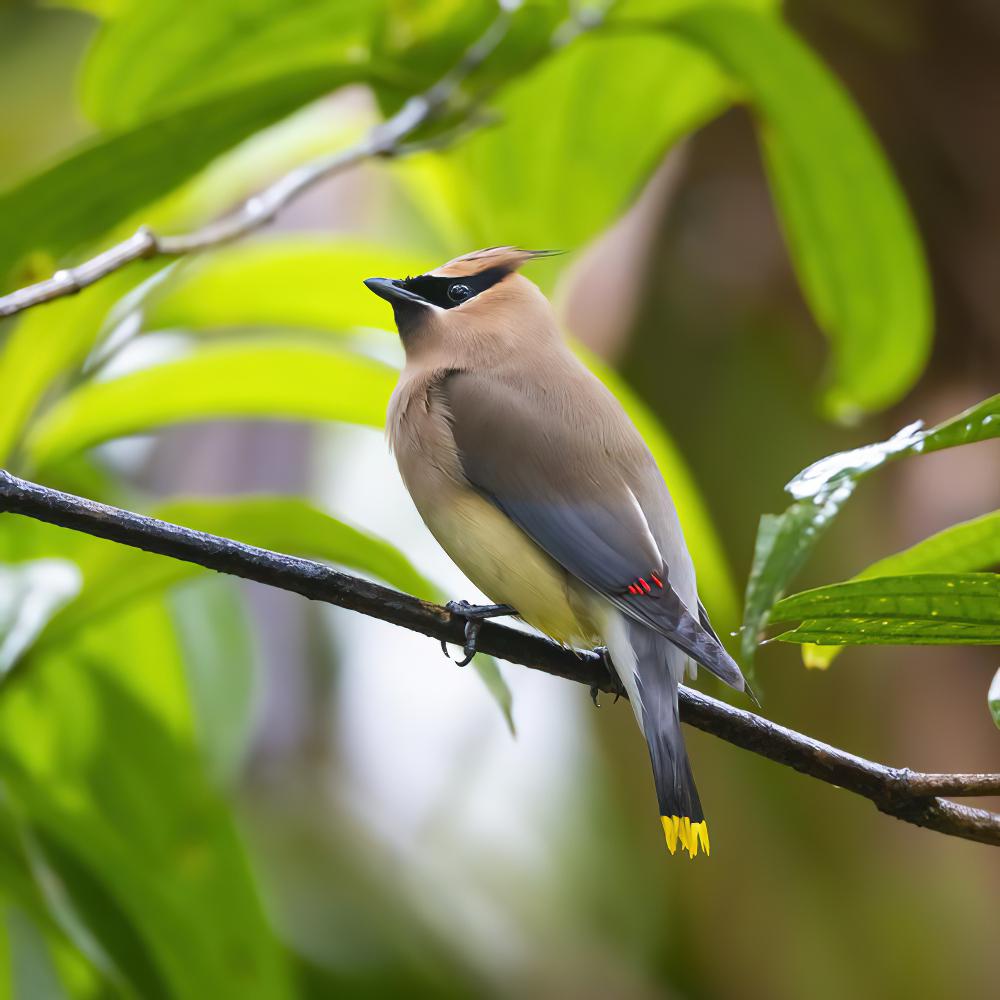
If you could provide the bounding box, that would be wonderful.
[0,600,295,999]
[392,0,781,250]
[912,392,1000,452]
[142,239,429,336]
[801,510,1000,668]
[25,341,397,469]
[663,8,931,421]
[0,66,363,289]
[741,394,1000,666]
[771,573,1000,645]
[989,667,1000,730]
[79,0,382,128]
[372,0,568,117]
[171,579,257,783]
[0,808,112,999]
[398,28,734,251]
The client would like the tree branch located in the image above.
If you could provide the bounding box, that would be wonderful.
[0,7,519,320]
[1,469,998,847]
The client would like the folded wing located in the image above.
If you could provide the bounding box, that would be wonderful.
[441,370,744,690]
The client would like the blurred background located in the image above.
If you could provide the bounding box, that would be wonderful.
[1,0,998,997]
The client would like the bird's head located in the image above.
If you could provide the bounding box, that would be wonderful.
[364,246,560,348]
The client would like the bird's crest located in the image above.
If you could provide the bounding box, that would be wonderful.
[431,246,561,279]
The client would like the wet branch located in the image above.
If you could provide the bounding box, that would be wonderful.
[2,469,998,848]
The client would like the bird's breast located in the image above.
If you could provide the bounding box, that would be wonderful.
[389,375,602,648]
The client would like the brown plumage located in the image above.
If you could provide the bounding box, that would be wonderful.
[365,247,747,857]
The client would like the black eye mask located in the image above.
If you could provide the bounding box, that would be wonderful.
[401,266,509,309]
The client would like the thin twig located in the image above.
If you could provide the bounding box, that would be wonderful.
[0,6,518,320]
[1,469,998,847]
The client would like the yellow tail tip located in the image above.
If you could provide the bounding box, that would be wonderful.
[661,816,710,858]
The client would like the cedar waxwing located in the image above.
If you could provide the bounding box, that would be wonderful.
[364,247,748,858]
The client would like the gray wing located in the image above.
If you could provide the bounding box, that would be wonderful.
[441,370,744,689]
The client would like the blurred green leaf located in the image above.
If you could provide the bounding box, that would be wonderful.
[0,807,111,999]
[0,66,363,289]
[742,395,1000,666]
[21,828,170,1000]
[801,510,1000,668]
[372,0,492,99]
[399,29,733,251]
[79,0,382,128]
[771,573,1000,645]
[662,7,931,421]
[372,0,568,122]
[0,103,378,468]
[142,239,428,336]
[0,600,294,999]
[25,341,396,469]
[171,579,256,784]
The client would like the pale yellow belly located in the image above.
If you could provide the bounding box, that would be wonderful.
[422,489,603,648]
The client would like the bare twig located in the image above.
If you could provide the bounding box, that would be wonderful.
[1,469,998,847]
[0,7,518,320]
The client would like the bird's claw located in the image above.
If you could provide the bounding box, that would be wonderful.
[456,619,480,667]
[441,601,516,666]
[590,646,624,707]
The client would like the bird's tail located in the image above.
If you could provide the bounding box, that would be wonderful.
[622,620,709,858]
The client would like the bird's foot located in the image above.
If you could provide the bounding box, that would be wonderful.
[441,601,516,667]
[589,646,626,707]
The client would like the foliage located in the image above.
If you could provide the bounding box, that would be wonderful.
[799,510,1000,668]
[741,394,1000,668]
[771,573,1000,646]
[1,0,989,995]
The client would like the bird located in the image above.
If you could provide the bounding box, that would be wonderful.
[364,246,749,858]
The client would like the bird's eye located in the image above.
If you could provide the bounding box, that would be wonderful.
[447,283,472,303]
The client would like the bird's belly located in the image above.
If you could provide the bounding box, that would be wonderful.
[421,488,601,648]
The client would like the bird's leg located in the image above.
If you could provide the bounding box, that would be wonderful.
[590,646,626,707]
[441,600,517,667]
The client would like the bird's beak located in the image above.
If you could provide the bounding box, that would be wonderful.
[363,277,426,306]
